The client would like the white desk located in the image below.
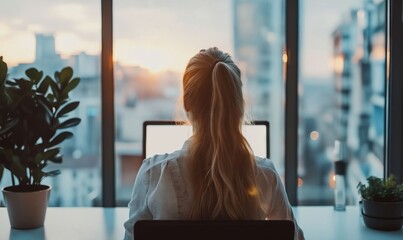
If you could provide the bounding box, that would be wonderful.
[293,206,402,240]
[0,206,402,240]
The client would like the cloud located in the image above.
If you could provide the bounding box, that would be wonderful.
[0,31,35,66]
[1,0,232,71]
[56,32,100,57]
[51,3,88,23]
[0,22,10,36]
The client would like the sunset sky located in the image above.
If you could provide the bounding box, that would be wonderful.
[0,0,364,77]
[0,0,231,73]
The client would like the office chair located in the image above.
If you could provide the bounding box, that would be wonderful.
[134,220,295,240]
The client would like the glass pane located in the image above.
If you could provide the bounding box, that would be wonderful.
[0,0,102,206]
[299,0,386,205]
[114,0,285,206]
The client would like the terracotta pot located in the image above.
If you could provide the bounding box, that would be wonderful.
[2,185,51,229]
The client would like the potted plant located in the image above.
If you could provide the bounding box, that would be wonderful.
[357,175,403,231]
[0,56,81,229]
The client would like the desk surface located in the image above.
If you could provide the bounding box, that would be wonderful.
[0,206,402,240]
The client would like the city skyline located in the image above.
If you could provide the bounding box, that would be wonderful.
[0,0,231,73]
[1,0,363,78]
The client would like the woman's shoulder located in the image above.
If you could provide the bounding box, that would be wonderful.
[255,156,276,170]
[141,149,182,172]
[255,156,281,180]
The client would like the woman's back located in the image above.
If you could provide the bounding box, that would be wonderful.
[124,142,294,219]
[123,47,304,240]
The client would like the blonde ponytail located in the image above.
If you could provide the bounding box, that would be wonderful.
[183,47,264,220]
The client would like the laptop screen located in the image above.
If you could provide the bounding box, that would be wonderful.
[142,121,270,159]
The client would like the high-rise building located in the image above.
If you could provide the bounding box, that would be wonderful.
[9,33,66,78]
[35,33,57,61]
[33,33,66,75]
[233,0,284,169]
[332,0,385,203]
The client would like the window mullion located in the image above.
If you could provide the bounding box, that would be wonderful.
[101,0,116,207]
[285,0,299,206]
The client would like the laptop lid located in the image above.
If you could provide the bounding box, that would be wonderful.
[134,220,294,240]
[142,120,270,160]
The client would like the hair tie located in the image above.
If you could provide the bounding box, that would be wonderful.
[212,60,221,69]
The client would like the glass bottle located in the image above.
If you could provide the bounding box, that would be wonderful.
[334,140,346,211]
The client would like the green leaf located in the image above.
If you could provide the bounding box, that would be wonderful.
[25,68,43,84]
[31,168,45,185]
[46,94,56,104]
[5,79,17,86]
[10,155,28,183]
[56,118,81,129]
[16,78,33,90]
[37,95,54,117]
[59,67,73,88]
[0,150,27,182]
[43,169,61,177]
[0,164,3,184]
[54,70,60,82]
[0,118,19,136]
[0,56,7,85]
[61,77,80,97]
[49,131,73,146]
[32,169,61,183]
[48,78,60,100]
[37,76,52,94]
[48,155,63,164]
[56,101,80,118]
[34,148,60,164]
[45,148,60,159]
[0,88,12,106]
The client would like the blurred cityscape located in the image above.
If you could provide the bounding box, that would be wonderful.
[0,0,384,207]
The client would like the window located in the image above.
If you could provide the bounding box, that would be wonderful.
[113,0,240,206]
[1,0,401,207]
[298,0,386,205]
[0,0,102,206]
[113,0,202,205]
[114,0,285,206]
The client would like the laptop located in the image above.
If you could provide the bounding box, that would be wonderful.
[142,120,270,160]
[134,220,294,240]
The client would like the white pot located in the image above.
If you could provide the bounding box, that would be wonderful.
[2,185,51,229]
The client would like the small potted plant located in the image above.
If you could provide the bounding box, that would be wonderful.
[0,56,81,229]
[357,175,403,231]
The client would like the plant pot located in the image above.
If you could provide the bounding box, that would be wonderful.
[362,212,403,231]
[361,199,403,231]
[362,199,403,218]
[2,185,51,229]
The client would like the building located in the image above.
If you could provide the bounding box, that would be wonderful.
[10,34,66,78]
[233,0,285,172]
[332,0,385,203]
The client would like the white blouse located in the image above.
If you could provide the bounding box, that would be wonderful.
[123,140,304,240]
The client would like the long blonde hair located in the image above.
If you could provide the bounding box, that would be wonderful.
[183,47,264,219]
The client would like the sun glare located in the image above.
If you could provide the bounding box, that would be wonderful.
[115,44,184,73]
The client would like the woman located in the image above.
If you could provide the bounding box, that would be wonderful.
[124,47,304,240]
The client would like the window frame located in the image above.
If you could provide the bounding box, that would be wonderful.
[385,0,403,183]
[284,0,299,206]
[101,0,116,207]
[100,0,402,207]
